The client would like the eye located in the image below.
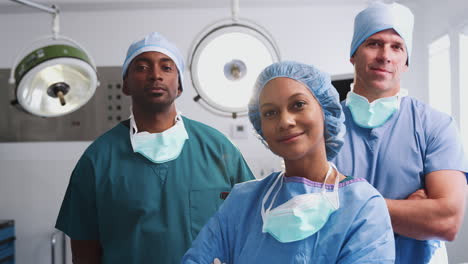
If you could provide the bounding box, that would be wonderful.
[135,64,149,71]
[162,64,174,72]
[366,41,382,48]
[392,44,404,51]
[292,101,306,110]
[262,110,277,118]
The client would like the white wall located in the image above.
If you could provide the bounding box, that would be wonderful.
[411,1,468,263]
[1,1,468,263]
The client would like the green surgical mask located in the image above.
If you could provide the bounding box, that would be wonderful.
[129,112,189,163]
[261,163,340,243]
[346,89,407,129]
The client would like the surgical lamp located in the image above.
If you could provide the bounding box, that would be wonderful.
[189,0,280,118]
[9,0,98,118]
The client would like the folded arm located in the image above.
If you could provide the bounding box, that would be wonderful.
[386,170,467,241]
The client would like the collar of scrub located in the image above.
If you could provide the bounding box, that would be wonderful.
[347,83,408,104]
[128,109,188,148]
[129,111,183,134]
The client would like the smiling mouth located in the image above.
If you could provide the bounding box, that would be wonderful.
[370,67,391,74]
[278,132,304,143]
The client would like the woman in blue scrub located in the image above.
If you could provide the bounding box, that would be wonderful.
[182,61,395,264]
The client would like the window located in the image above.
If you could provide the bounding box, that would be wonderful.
[428,34,452,115]
[459,31,468,151]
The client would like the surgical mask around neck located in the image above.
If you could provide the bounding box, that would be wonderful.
[129,112,189,163]
[346,89,407,129]
[261,162,340,243]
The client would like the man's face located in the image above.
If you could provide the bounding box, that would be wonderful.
[123,51,181,111]
[351,29,409,101]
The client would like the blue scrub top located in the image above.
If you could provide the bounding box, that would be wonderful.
[182,172,395,264]
[332,96,468,264]
[55,117,254,264]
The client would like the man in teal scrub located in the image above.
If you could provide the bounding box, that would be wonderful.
[55,32,254,264]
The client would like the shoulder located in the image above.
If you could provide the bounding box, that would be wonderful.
[340,178,383,202]
[401,97,452,124]
[223,173,279,205]
[182,116,239,149]
[183,116,226,137]
[83,122,128,158]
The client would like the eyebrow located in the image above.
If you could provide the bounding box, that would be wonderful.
[133,57,175,65]
[260,92,309,109]
[366,37,404,45]
[159,57,175,64]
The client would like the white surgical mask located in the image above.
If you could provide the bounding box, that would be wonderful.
[129,112,189,163]
[261,163,340,243]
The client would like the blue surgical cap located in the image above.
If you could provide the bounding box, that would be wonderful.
[248,61,345,160]
[122,32,185,90]
[350,2,414,64]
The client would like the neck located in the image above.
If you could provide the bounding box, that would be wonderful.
[283,149,330,183]
[132,104,178,133]
[352,78,400,103]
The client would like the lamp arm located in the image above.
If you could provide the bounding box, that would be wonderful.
[231,0,239,22]
[9,0,58,14]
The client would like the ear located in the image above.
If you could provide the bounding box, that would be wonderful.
[350,56,355,65]
[122,78,131,96]
[176,86,182,98]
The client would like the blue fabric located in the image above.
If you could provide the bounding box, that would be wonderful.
[182,173,395,264]
[248,61,345,160]
[121,32,185,89]
[55,117,254,264]
[350,2,414,64]
[332,96,468,264]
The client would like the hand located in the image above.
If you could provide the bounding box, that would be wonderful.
[212,258,226,264]
[407,189,428,200]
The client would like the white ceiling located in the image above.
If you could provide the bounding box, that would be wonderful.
[0,0,432,15]
[1,0,389,14]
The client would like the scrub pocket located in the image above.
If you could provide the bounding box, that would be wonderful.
[190,189,227,239]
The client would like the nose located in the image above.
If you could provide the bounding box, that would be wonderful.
[148,66,163,81]
[376,46,391,63]
[278,111,296,131]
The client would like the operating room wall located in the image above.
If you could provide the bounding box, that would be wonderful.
[1,2,468,264]
[412,1,468,264]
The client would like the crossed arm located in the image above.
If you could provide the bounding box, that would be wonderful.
[386,170,467,241]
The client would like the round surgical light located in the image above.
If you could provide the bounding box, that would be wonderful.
[12,44,97,117]
[190,22,280,117]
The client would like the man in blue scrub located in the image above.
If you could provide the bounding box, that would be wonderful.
[55,32,254,264]
[332,2,468,264]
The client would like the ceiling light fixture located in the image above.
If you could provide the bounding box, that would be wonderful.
[189,0,280,118]
[9,0,98,118]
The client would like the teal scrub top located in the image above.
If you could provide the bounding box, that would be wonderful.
[55,116,254,264]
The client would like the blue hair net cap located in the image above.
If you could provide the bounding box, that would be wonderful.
[122,32,185,89]
[350,2,414,64]
[248,61,346,160]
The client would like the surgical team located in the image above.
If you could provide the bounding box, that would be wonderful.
[55,2,468,264]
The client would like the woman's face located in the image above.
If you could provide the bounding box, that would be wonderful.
[259,77,325,161]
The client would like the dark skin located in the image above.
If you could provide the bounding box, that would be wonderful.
[70,51,181,264]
